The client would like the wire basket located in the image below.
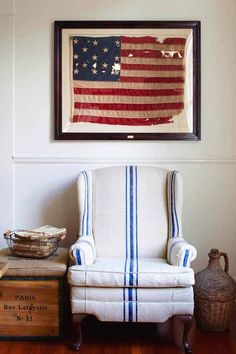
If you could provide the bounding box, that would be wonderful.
[4,229,63,259]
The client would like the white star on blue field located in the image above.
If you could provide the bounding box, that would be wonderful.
[72,36,121,82]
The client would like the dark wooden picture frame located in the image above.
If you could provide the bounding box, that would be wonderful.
[54,21,200,140]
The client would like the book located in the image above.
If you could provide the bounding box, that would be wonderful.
[33,225,66,237]
[14,225,66,240]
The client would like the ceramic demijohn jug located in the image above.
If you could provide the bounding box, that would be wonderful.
[194,249,236,331]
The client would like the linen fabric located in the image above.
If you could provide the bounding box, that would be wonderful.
[70,236,96,266]
[70,286,194,322]
[167,170,183,238]
[76,166,169,259]
[71,285,193,303]
[77,170,93,237]
[68,166,197,323]
[167,237,197,267]
[68,257,194,288]
[71,166,196,267]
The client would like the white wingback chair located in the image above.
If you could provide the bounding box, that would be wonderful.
[68,166,197,352]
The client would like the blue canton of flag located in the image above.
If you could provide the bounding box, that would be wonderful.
[73,36,121,82]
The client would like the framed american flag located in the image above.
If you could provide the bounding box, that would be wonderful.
[54,21,200,140]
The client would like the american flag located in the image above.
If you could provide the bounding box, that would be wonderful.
[71,35,186,126]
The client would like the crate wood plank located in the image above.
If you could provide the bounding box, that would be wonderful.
[0,279,59,337]
[0,263,8,278]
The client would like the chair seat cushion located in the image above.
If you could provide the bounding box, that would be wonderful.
[68,257,194,288]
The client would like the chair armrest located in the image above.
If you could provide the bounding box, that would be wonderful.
[69,235,96,265]
[167,238,197,267]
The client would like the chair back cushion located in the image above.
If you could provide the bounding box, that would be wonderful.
[78,166,171,258]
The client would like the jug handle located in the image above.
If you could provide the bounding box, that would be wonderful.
[220,252,229,273]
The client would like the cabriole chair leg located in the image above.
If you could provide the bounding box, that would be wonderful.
[175,315,193,353]
[71,314,87,351]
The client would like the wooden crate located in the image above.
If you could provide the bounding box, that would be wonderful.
[0,277,64,339]
[0,247,68,339]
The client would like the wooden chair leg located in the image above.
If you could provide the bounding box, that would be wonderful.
[71,314,87,351]
[175,315,193,353]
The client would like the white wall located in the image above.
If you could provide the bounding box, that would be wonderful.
[1,0,236,277]
[0,0,14,241]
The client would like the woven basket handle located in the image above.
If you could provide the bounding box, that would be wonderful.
[3,230,15,237]
[219,252,229,273]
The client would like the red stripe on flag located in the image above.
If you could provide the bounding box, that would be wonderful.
[73,115,173,126]
[121,36,159,44]
[73,87,184,96]
[74,102,184,111]
[121,49,184,59]
[120,76,184,83]
[121,63,184,71]
[163,38,186,45]
[121,36,186,45]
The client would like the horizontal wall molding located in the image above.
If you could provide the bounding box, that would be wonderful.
[12,155,236,165]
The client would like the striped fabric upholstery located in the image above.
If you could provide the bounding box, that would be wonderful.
[166,170,197,266]
[167,170,183,238]
[70,236,96,266]
[77,170,93,237]
[68,257,194,288]
[167,237,197,267]
[93,166,168,259]
[70,166,197,266]
[69,170,96,265]
[68,165,197,323]
[124,167,138,322]
[70,287,194,322]
[68,257,195,322]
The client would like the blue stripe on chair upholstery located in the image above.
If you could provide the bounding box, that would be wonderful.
[168,239,186,261]
[183,249,190,267]
[170,172,175,237]
[123,166,139,322]
[167,237,197,267]
[124,167,128,321]
[168,170,182,239]
[70,235,96,266]
[85,171,89,235]
[173,172,180,237]
[81,171,89,236]
[76,249,82,265]
[128,288,133,322]
[135,166,138,321]
[81,172,86,235]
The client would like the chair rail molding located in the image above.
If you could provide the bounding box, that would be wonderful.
[12,155,236,165]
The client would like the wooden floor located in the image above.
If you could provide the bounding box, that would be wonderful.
[0,311,235,354]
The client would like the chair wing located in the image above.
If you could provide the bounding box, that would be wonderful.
[167,170,197,266]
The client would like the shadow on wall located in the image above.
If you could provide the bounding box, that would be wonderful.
[40,181,79,248]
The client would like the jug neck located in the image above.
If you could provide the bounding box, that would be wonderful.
[207,249,222,271]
